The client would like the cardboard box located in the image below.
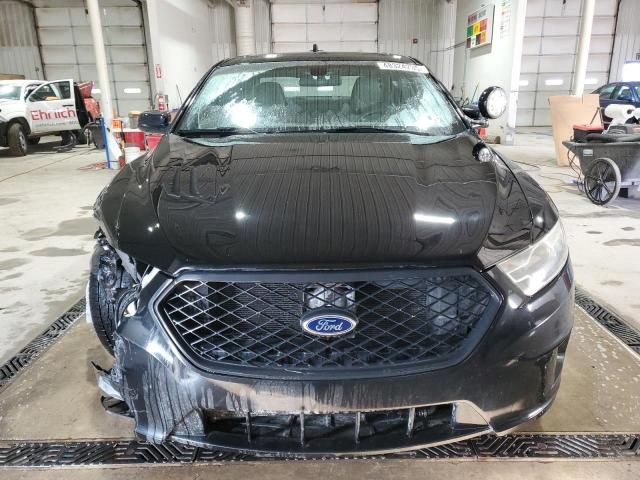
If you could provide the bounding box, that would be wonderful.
[549,94,602,166]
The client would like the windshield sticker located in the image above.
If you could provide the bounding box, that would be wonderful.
[377,62,429,74]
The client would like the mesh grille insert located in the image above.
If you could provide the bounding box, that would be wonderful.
[158,272,497,374]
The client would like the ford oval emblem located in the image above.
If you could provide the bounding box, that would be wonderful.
[301,311,358,337]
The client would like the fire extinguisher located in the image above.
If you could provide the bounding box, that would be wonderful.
[156,93,168,112]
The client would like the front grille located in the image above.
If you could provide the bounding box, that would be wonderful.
[157,270,499,377]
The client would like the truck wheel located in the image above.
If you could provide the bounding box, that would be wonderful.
[27,137,41,145]
[75,129,88,145]
[88,247,134,355]
[7,123,28,156]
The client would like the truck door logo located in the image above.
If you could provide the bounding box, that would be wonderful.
[31,108,77,121]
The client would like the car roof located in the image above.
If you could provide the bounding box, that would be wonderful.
[219,51,418,67]
[603,81,640,86]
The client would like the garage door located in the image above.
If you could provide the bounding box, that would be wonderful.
[35,1,151,116]
[271,1,377,53]
[517,0,618,127]
[0,1,43,80]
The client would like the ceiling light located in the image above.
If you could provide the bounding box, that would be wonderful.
[545,79,564,86]
[124,87,141,94]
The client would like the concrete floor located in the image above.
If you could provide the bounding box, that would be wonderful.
[495,130,640,330]
[2,132,640,477]
[1,307,639,441]
[2,461,640,480]
[1,131,639,365]
[0,306,639,477]
[0,138,116,364]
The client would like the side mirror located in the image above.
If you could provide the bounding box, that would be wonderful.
[138,110,171,134]
[478,86,507,119]
[462,105,489,129]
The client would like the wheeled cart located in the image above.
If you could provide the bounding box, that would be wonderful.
[563,139,640,205]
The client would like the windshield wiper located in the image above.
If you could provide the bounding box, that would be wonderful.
[176,126,437,137]
[322,126,433,135]
[176,128,257,138]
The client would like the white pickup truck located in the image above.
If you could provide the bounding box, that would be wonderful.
[0,79,98,156]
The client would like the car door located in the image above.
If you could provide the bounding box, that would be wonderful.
[610,84,636,107]
[26,79,80,134]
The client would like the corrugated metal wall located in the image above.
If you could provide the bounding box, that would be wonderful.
[517,0,618,127]
[209,0,271,63]
[609,0,638,82]
[254,0,272,54]
[378,0,457,88]
[0,1,43,79]
[271,1,378,53]
[210,0,237,63]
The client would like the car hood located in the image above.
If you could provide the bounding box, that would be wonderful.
[95,132,536,274]
[0,99,23,119]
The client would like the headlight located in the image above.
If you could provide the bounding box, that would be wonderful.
[496,220,569,296]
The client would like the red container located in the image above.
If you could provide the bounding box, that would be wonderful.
[124,131,145,150]
[145,134,163,152]
[572,124,603,142]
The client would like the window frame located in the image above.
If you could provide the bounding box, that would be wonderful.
[612,84,636,103]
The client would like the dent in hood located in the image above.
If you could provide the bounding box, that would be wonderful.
[95,133,534,274]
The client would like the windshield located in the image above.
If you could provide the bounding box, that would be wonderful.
[176,60,466,137]
[0,84,21,100]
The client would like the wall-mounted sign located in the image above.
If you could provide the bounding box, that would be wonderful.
[499,0,512,39]
[466,4,494,49]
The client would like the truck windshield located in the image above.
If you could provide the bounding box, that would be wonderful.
[176,60,466,137]
[0,85,21,100]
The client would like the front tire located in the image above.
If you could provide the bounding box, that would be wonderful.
[7,123,28,156]
[88,247,134,355]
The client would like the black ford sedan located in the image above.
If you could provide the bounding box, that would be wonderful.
[88,52,573,456]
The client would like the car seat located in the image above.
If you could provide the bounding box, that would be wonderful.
[252,82,286,107]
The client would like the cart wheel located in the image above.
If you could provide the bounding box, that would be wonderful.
[584,157,621,206]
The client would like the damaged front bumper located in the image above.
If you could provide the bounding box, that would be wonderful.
[95,263,574,457]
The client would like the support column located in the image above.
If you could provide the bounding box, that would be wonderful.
[86,0,113,126]
[235,0,256,56]
[505,0,528,145]
[572,0,596,96]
